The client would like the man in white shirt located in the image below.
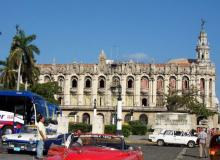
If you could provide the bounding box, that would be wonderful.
[198,128,208,158]
[36,114,47,159]
[65,129,82,148]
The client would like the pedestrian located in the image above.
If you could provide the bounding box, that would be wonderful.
[65,129,82,148]
[36,114,47,159]
[198,127,208,158]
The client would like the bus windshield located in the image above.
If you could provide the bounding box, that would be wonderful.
[0,91,60,125]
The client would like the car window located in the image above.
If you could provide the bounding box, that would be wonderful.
[164,130,173,135]
[174,131,182,136]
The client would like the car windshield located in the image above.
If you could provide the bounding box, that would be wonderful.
[70,134,124,150]
[20,126,37,133]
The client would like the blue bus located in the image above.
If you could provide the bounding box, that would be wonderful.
[0,90,61,135]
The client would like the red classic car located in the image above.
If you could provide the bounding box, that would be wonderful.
[46,133,144,160]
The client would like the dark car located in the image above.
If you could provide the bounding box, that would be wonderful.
[209,134,220,160]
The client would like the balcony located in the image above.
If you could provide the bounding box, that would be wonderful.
[70,87,77,94]
[98,88,106,94]
[141,88,149,95]
[126,88,134,95]
[84,88,92,94]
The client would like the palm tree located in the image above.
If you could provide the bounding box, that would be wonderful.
[9,26,40,89]
[0,58,17,89]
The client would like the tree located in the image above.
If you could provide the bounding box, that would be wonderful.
[9,26,40,88]
[165,87,216,118]
[30,82,61,104]
[0,58,17,89]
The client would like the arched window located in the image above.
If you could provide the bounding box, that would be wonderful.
[182,76,189,91]
[124,114,131,123]
[200,78,205,92]
[141,77,149,90]
[98,76,105,88]
[82,113,90,124]
[97,113,105,123]
[71,78,78,88]
[44,75,51,83]
[58,76,65,91]
[127,76,134,89]
[209,79,212,95]
[142,98,148,107]
[85,76,92,88]
[157,76,164,92]
[169,76,176,92]
[139,114,148,125]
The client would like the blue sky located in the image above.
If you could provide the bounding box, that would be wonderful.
[0,0,220,100]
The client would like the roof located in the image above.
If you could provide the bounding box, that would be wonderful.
[0,90,43,100]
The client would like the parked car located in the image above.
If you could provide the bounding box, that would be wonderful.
[209,134,220,160]
[46,133,144,160]
[1,125,68,153]
[149,129,198,148]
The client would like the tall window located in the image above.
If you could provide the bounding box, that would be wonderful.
[98,76,105,88]
[141,77,149,90]
[169,76,176,93]
[71,77,78,88]
[182,76,189,91]
[209,79,212,96]
[142,98,148,107]
[200,78,205,94]
[157,76,164,92]
[85,76,92,88]
[58,76,65,91]
[127,76,134,89]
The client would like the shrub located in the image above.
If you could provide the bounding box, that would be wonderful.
[105,125,116,134]
[69,123,92,133]
[122,125,131,137]
[129,120,147,135]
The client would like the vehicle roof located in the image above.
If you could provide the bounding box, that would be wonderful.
[0,90,43,100]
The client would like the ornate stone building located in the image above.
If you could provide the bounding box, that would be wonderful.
[38,28,218,129]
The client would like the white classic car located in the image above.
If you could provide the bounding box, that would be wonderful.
[148,129,198,148]
[2,125,67,153]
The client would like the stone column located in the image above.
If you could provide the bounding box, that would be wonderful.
[164,76,169,95]
[92,75,98,106]
[121,75,126,107]
[152,76,157,107]
[135,75,141,106]
[205,77,209,108]
[78,75,84,105]
[64,75,71,105]
[177,75,182,95]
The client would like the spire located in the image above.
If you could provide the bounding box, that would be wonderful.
[99,49,106,64]
[196,19,210,63]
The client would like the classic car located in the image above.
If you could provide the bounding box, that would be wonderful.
[209,134,220,160]
[148,129,198,148]
[46,133,144,160]
[1,125,68,153]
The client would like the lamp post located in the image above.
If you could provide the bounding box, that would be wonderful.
[116,84,122,135]
[92,99,97,133]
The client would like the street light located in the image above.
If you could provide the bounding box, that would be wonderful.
[116,84,122,135]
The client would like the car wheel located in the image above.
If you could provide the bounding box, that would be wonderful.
[187,141,195,148]
[2,126,13,135]
[157,140,164,146]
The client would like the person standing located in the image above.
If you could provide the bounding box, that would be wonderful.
[198,128,208,158]
[36,114,47,159]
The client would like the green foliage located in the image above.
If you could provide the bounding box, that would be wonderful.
[105,125,116,134]
[69,123,92,133]
[122,125,132,137]
[165,87,216,118]
[30,82,61,104]
[128,120,147,135]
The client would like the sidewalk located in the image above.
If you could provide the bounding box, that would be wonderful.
[125,135,153,144]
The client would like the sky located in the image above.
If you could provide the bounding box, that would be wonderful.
[0,0,220,100]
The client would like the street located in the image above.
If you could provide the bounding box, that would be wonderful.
[0,144,209,160]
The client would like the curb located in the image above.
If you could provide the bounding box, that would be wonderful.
[125,139,155,145]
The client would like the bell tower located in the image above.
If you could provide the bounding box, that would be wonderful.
[196,19,210,63]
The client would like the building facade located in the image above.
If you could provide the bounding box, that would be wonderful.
[38,28,218,130]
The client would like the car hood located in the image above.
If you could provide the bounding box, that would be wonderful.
[3,133,37,142]
[47,146,143,160]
